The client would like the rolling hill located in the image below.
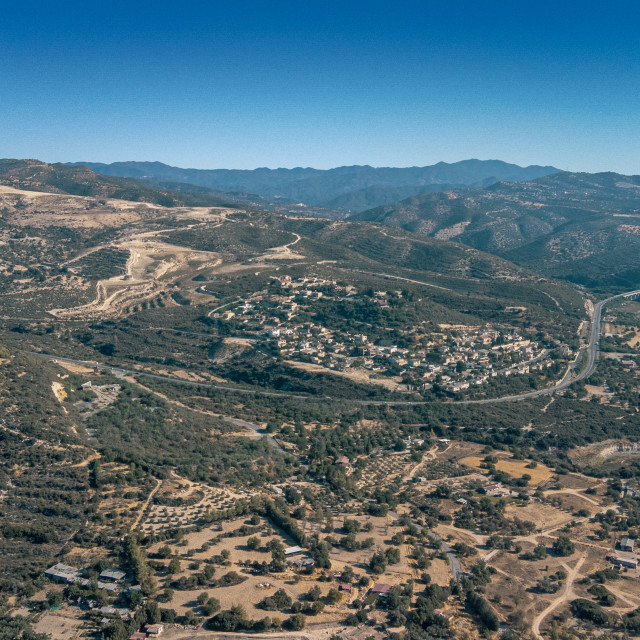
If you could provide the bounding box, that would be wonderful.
[0,159,242,208]
[351,171,640,290]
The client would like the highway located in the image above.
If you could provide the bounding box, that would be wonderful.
[29,288,640,407]
[460,287,640,404]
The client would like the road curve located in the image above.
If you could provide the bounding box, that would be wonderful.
[458,287,640,404]
[531,555,586,640]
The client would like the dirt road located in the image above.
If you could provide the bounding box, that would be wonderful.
[130,478,163,532]
[531,554,585,639]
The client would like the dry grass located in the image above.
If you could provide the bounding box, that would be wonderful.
[284,360,402,390]
[503,501,572,531]
[459,455,552,485]
[33,610,85,639]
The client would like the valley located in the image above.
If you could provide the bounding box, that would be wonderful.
[1,163,640,640]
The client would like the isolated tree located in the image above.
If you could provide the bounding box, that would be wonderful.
[552,536,575,557]
[247,536,260,550]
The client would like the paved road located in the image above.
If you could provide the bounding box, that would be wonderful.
[459,287,640,404]
[29,287,640,407]
[222,417,282,451]
[429,531,463,581]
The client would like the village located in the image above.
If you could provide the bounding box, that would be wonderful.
[211,275,565,393]
[32,437,640,640]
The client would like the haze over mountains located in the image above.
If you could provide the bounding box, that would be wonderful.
[69,159,559,212]
[0,158,251,208]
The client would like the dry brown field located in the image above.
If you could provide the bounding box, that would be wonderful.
[459,455,553,485]
[33,609,86,639]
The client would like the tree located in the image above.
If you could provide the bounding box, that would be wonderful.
[571,599,609,626]
[183,610,199,626]
[369,551,387,574]
[326,588,341,604]
[259,588,292,611]
[304,585,321,601]
[127,589,144,608]
[208,604,248,632]
[167,558,181,574]
[552,536,575,557]
[160,608,177,622]
[247,536,260,551]
[385,547,401,564]
[205,598,221,616]
[163,588,174,603]
[309,601,325,615]
[285,613,306,631]
[466,591,499,631]
[343,519,361,534]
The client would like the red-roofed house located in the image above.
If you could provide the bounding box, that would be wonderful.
[372,583,392,595]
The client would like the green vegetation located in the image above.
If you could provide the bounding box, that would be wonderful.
[354,171,640,291]
[2,163,640,640]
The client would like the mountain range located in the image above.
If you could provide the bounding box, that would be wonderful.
[352,171,640,289]
[0,159,244,208]
[6,157,640,291]
[68,159,559,212]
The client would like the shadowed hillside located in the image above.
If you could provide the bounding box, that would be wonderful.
[0,159,240,208]
[352,171,640,290]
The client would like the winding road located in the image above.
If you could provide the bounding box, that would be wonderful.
[461,287,640,404]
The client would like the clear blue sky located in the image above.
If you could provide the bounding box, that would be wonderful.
[2,0,639,173]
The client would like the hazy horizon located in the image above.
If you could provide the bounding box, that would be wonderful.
[64,157,564,173]
[3,0,640,174]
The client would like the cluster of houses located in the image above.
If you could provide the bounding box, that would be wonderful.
[44,563,153,629]
[211,276,560,393]
[44,563,127,594]
[284,545,315,570]
[44,563,167,636]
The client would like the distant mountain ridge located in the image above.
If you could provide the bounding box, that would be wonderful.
[68,159,559,212]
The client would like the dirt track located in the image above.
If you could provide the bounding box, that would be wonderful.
[49,235,223,319]
[531,554,585,639]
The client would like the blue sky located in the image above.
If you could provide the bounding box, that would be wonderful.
[1,0,639,173]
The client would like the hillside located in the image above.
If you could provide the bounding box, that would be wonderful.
[0,159,242,208]
[352,171,640,290]
[68,159,559,212]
